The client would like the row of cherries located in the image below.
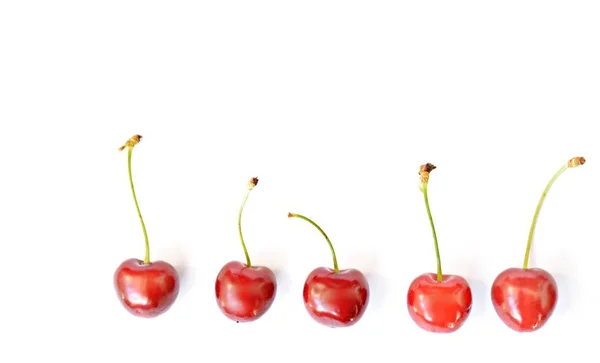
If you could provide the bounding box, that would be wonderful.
[113,135,585,333]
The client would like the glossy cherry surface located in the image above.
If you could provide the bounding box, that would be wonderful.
[303,267,369,328]
[491,267,558,332]
[407,273,472,333]
[114,258,180,318]
[215,261,277,323]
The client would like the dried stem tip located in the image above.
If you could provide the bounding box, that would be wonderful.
[419,163,437,183]
[248,177,259,190]
[118,135,143,151]
[568,156,586,168]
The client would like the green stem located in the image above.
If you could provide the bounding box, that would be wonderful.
[288,213,339,273]
[522,163,569,269]
[127,147,150,264]
[238,187,253,267]
[421,182,443,282]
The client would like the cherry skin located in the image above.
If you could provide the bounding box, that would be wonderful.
[303,267,369,328]
[407,273,472,333]
[114,258,180,318]
[491,267,557,332]
[215,261,277,323]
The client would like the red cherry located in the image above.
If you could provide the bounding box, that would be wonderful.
[303,267,369,327]
[114,258,180,318]
[215,178,277,323]
[491,267,557,332]
[113,135,180,318]
[407,273,472,333]
[215,261,277,322]
[491,156,585,332]
[288,212,370,328]
[407,163,472,333]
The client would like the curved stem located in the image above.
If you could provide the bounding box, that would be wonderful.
[288,213,339,273]
[127,145,150,264]
[238,177,258,267]
[522,156,585,269]
[419,163,442,282]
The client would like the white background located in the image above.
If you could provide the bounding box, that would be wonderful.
[1,1,599,362]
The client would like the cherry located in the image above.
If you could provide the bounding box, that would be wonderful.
[491,156,586,332]
[113,135,180,318]
[407,163,473,333]
[288,212,369,328]
[215,177,277,323]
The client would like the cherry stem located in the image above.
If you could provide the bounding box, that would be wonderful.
[238,177,258,267]
[288,212,339,273]
[419,163,443,282]
[119,135,150,265]
[522,156,586,269]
